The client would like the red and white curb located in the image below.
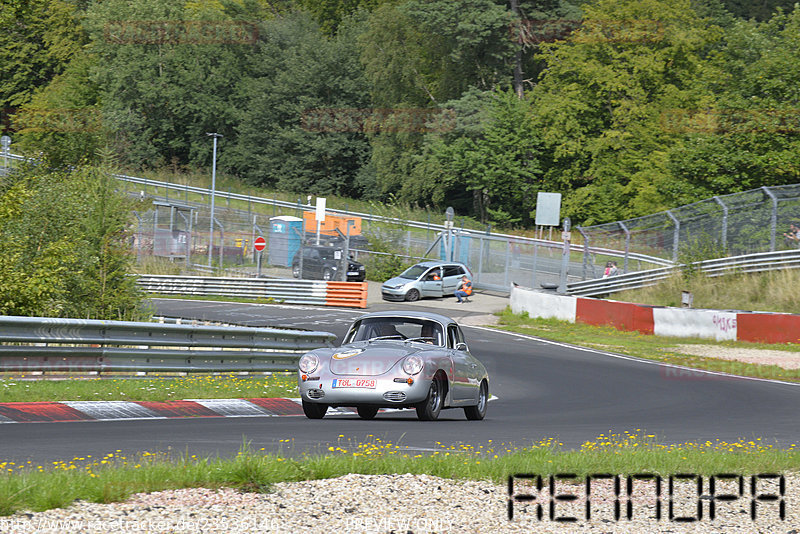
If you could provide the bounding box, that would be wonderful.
[0,396,497,423]
[0,398,319,423]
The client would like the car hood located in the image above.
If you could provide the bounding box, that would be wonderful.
[382,276,411,288]
[326,342,427,376]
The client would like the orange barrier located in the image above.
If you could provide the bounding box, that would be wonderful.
[576,297,654,334]
[326,282,368,308]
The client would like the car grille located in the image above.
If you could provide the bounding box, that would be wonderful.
[307,389,325,399]
[383,391,406,403]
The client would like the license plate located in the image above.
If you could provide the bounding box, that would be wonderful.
[332,378,376,388]
[347,271,360,276]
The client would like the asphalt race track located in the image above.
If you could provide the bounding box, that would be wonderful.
[2,299,800,465]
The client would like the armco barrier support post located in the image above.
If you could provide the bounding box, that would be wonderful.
[619,221,630,274]
[133,211,143,264]
[577,227,589,280]
[667,210,680,263]
[713,196,728,250]
[763,186,777,252]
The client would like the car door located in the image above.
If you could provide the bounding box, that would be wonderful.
[447,324,472,403]
[441,265,464,295]
[455,324,482,404]
[419,267,443,297]
[306,249,322,279]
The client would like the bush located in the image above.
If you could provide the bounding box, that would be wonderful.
[0,162,147,320]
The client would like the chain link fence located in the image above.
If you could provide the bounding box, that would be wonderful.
[128,189,586,291]
[577,184,800,273]
[122,171,800,293]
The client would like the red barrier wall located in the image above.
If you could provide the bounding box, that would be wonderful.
[736,313,800,344]
[576,298,655,334]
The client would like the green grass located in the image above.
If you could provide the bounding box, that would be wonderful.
[0,373,298,403]
[495,308,800,383]
[616,268,800,314]
[1,434,797,516]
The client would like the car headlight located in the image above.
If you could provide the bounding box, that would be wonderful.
[299,353,319,374]
[402,355,424,375]
[391,283,405,290]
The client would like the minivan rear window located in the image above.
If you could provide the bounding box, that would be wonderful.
[443,265,464,277]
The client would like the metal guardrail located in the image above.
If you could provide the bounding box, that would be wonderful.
[0,315,336,373]
[566,249,800,297]
[137,275,328,304]
[136,275,369,307]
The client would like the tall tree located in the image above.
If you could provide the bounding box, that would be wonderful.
[294,0,382,35]
[229,12,372,196]
[14,53,103,167]
[532,0,723,223]
[0,0,86,126]
[668,7,800,195]
[359,0,516,197]
[82,0,266,168]
[409,88,541,226]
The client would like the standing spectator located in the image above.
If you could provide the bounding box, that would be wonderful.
[783,224,800,247]
[455,275,472,303]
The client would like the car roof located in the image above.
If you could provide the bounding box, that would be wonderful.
[353,310,458,325]
[411,260,467,268]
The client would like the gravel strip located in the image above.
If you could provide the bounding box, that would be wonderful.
[672,344,800,370]
[4,473,798,533]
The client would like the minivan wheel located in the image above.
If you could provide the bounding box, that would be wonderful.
[292,264,301,278]
[405,288,420,302]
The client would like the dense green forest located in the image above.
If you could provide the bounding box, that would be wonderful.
[2,0,800,227]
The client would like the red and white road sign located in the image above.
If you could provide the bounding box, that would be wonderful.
[254,236,266,252]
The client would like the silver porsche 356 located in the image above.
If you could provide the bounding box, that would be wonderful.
[297,311,489,421]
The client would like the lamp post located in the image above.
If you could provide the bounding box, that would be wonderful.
[206,133,223,268]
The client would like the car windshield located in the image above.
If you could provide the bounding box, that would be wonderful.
[344,318,444,346]
[398,264,428,280]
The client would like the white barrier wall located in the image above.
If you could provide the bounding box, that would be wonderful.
[510,286,577,322]
[653,308,737,341]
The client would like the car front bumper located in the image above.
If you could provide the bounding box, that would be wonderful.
[381,286,408,301]
[299,372,430,407]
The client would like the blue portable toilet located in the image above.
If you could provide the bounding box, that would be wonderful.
[269,215,303,267]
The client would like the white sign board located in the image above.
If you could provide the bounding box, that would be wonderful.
[315,197,326,223]
[535,192,561,226]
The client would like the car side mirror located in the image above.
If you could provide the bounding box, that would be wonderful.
[455,342,468,351]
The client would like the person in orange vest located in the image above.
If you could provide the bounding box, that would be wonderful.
[455,275,472,303]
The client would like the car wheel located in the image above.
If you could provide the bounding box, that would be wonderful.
[405,288,420,302]
[357,405,379,420]
[302,400,327,419]
[323,269,333,281]
[292,264,301,278]
[416,376,443,421]
[464,380,488,421]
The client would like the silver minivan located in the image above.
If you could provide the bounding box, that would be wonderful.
[381,261,473,302]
